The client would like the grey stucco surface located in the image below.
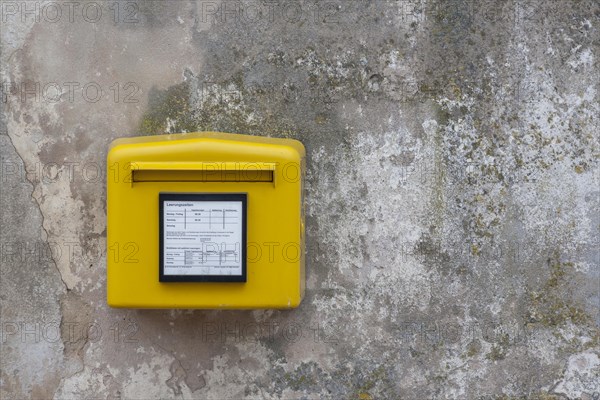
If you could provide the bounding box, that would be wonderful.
[1,0,599,399]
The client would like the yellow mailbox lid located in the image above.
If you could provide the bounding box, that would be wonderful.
[106,132,305,309]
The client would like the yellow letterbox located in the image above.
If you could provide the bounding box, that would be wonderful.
[106,132,305,308]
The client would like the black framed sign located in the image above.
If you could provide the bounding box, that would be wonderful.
[159,193,247,282]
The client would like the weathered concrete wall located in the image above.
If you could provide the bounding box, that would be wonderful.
[1,1,598,398]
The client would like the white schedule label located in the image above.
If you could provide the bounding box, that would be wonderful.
[162,200,243,276]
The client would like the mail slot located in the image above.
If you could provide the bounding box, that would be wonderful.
[131,162,276,182]
[106,132,305,309]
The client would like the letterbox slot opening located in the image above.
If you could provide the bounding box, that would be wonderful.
[132,169,273,182]
[130,161,276,183]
